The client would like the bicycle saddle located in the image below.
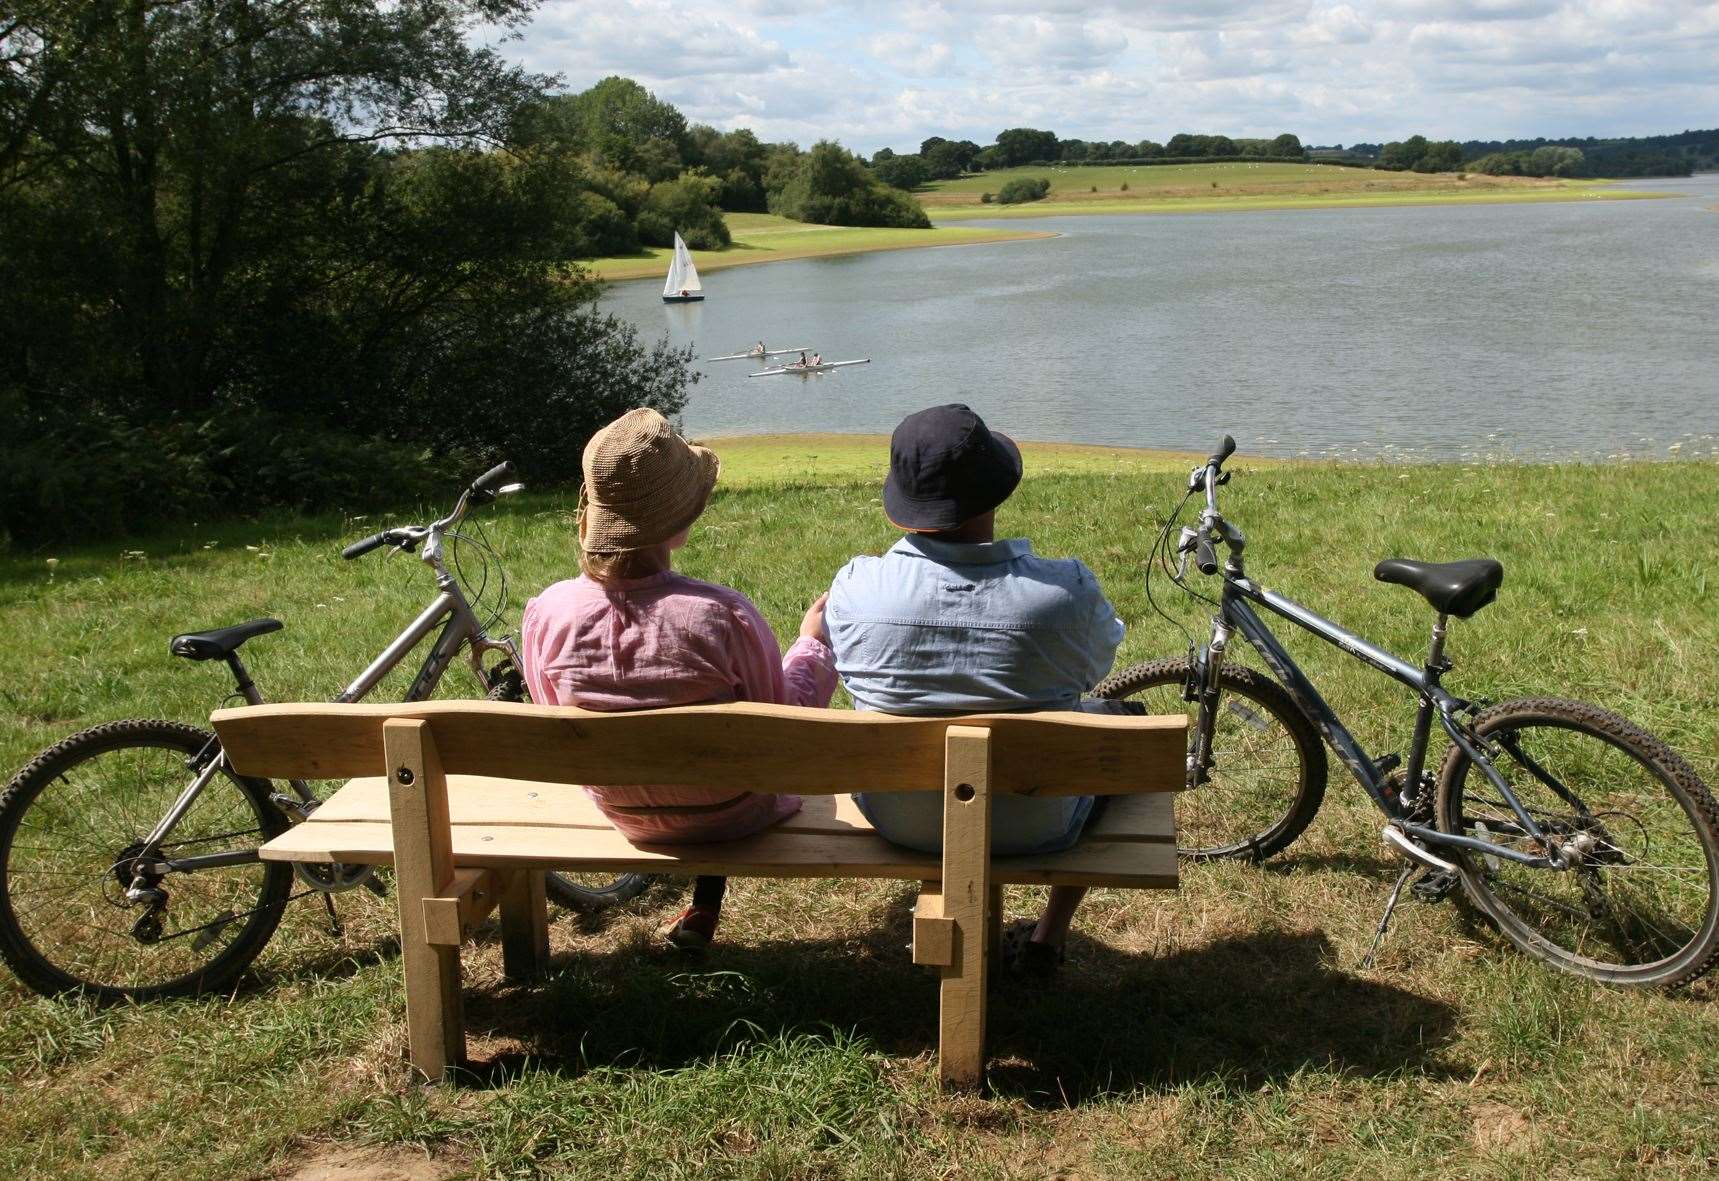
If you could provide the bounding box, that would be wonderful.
[1373,558,1503,618]
[169,618,283,661]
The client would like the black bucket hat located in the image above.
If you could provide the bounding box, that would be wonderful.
[882,404,1023,532]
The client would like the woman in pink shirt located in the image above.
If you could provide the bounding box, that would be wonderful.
[519,408,835,950]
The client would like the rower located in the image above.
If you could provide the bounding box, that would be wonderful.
[797,351,808,366]
[810,353,822,367]
[754,341,766,356]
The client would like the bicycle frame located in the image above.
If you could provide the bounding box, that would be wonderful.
[1205,570,1565,871]
[136,514,519,876]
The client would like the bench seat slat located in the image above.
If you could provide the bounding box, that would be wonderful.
[260,791,1176,889]
[307,776,1175,845]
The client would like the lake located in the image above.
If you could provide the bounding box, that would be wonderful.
[603,175,1719,461]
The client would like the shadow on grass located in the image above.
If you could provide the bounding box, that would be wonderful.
[459,887,1459,1104]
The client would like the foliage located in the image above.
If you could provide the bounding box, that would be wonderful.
[0,1,694,544]
[871,153,930,190]
[768,142,930,228]
[1459,128,1716,177]
[921,138,980,178]
[636,173,732,249]
[521,76,689,181]
[1377,135,1465,173]
[994,127,1059,167]
[1469,146,1586,178]
[686,125,772,211]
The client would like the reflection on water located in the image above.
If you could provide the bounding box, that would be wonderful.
[604,175,1719,462]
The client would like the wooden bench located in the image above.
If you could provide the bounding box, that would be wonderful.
[211,700,1185,1088]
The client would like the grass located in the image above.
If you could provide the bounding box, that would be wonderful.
[2,438,1717,1179]
[919,162,1665,220]
[583,213,1053,282]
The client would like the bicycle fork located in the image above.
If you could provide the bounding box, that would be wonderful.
[1185,618,1233,790]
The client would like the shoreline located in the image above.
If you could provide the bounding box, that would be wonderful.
[697,433,1713,485]
[589,221,1054,282]
[591,179,1673,283]
[926,186,1669,221]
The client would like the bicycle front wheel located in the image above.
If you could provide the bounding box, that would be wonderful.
[0,720,291,1000]
[1436,698,1719,988]
[1094,659,1327,860]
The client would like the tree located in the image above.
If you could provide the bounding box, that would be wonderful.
[636,173,731,249]
[1415,141,1464,172]
[556,76,688,180]
[1379,135,1430,171]
[1270,133,1304,158]
[919,135,948,158]
[995,127,1059,166]
[872,153,930,190]
[0,1,694,541]
[768,140,929,228]
[995,176,1050,204]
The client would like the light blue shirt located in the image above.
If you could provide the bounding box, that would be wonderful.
[825,535,1126,855]
[827,535,1125,715]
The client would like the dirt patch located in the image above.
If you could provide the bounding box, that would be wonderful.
[1470,1101,1537,1154]
[277,1144,466,1181]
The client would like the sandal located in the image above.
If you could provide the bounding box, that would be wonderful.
[999,917,1065,980]
[658,904,720,953]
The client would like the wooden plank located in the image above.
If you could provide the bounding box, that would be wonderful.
[384,719,465,1081]
[421,896,464,948]
[258,818,1177,888]
[497,870,549,981]
[310,777,1176,844]
[211,700,1186,798]
[938,725,993,1090]
[912,886,954,967]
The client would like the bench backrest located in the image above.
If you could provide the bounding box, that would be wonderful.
[211,700,1185,797]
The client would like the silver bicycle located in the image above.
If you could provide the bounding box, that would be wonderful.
[0,463,651,1001]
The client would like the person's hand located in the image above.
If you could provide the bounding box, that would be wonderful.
[799,592,830,643]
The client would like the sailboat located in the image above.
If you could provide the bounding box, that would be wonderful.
[661,233,704,303]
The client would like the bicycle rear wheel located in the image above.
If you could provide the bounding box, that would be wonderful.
[0,720,291,1000]
[1436,697,1719,988]
[486,669,662,913]
[1094,659,1327,860]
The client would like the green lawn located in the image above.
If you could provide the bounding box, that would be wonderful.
[2,440,1716,1179]
[584,213,1052,282]
[919,162,1659,220]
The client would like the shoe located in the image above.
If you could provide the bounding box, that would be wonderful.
[999,917,1065,981]
[658,904,720,952]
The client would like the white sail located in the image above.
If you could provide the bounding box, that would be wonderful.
[663,233,702,296]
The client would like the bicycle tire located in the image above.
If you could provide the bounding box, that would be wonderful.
[1436,697,1719,989]
[486,670,662,914]
[1094,658,1328,860]
[0,720,292,1001]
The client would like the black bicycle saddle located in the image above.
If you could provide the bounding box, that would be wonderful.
[169,618,283,661]
[1373,558,1503,619]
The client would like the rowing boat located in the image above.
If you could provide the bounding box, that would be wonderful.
[705,346,812,362]
[748,359,871,377]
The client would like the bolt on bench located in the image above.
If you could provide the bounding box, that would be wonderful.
[211,700,1185,1089]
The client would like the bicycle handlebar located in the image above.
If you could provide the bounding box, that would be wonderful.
[341,533,389,560]
[1194,536,1219,576]
[1209,434,1236,470]
[471,460,516,496]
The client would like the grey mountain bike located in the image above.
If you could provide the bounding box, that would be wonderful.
[0,463,652,1002]
[1096,437,1719,988]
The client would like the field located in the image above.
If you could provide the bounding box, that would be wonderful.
[919,161,1661,219]
[584,213,1052,282]
[2,438,1717,1179]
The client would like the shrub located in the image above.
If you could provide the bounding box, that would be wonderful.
[637,174,731,249]
[1120,180,1129,191]
[980,192,994,203]
[1089,185,1097,192]
[995,177,1050,204]
[768,141,930,227]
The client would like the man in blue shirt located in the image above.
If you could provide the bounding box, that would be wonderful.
[826,404,1126,973]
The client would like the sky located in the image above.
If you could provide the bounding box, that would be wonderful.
[481,1,1719,155]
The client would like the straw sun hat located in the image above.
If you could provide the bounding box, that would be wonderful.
[578,408,719,553]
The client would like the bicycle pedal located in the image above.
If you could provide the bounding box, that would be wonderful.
[1411,869,1459,904]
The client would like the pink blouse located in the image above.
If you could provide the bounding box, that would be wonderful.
[518,571,837,844]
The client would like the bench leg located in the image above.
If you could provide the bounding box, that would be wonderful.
[939,725,993,1090]
[385,718,466,1082]
[498,869,550,980]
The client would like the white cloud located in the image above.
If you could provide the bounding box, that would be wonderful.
[491,0,1719,152]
